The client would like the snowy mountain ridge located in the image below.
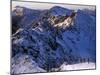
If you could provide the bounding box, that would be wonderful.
[11,6,96,74]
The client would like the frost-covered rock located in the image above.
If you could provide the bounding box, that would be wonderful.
[11,54,46,74]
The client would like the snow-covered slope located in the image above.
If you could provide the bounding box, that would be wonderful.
[11,6,96,74]
[11,54,46,74]
[60,62,95,71]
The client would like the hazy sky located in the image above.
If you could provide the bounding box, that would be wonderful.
[12,1,96,11]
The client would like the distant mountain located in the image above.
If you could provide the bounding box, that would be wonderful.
[11,6,96,74]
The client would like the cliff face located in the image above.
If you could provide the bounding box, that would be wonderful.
[11,6,96,74]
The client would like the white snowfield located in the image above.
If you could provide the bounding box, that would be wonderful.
[12,54,95,74]
[60,62,95,71]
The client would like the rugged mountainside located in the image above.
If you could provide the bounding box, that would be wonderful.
[11,6,96,74]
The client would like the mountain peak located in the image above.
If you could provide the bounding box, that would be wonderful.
[49,6,74,16]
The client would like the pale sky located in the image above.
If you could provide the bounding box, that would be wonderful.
[12,1,96,11]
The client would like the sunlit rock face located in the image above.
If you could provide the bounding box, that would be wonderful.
[11,6,96,74]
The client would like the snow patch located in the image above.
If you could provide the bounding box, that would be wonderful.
[60,62,95,71]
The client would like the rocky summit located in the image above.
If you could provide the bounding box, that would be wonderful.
[11,6,96,74]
